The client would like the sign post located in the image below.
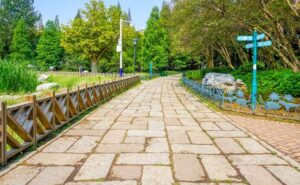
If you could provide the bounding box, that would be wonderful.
[237,29,272,112]
[149,62,153,79]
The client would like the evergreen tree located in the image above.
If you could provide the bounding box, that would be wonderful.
[37,14,44,31]
[75,9,82,20]
[9,19,33,61]
[55,15,60,28]
[36,20,64,70]
[0,0,39,58]
[127,8,132,22]
[142,7,169,72]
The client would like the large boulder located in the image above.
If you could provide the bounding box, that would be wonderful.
[36,83,60,91]
[202,73,246,91]
[38,74,49,82]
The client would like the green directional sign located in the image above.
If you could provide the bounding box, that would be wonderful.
[237,30,271,112]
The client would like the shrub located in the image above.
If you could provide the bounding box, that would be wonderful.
[185,66,300,97]
[0,60,38,94]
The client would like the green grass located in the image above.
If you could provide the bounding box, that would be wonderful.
[0,73,113,106]
[0,60,38,94]
[47,75,112,90]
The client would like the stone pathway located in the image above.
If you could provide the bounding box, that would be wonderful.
[228,115,300,163]
[1,76,300,185]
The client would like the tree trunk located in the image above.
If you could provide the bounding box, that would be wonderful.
[217,42,234,69]
[91,58,98,73]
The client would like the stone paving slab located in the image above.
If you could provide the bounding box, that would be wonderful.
[28,166,74,185]
[1,76,300,185]
[229,115,300,163]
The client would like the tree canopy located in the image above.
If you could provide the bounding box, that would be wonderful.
[9,19,33,61]
[167,0,300,71]
[0,0,39,58]
[36,20,64,70]
[141,6,169,72]
[61,0,118,72]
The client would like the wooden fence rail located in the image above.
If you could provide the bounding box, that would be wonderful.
[42,71,122,78]
[0,76,140,165]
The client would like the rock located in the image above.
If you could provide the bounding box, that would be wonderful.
[38,74,49,82]
[83,70,89,73]
[36,83,59,91]
[202,73,235,90]
[202,73,246,91]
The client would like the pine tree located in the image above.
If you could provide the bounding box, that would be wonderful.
[9,19,33,61]
[36,20,64,70]
[0,0,39,58]
[117,1,121,9]
[75,9,82,20]
[55,15,60,29]
[37,14,44,31]
[142,7,169,72]
[127,8,132,22]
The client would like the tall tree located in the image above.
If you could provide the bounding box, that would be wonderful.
[169,0,300,71]
[54,15,60,29]
[61,0,117,72]
[142,7,169,72]
[0,0,39,58]
[9,19,33,61]
[36,20,64,70]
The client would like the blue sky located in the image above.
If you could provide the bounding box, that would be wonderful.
[34,0,165,30]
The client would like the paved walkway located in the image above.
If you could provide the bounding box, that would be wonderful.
[1,76,300,185]
[228,115,300,163]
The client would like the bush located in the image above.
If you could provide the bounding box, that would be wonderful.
[0,60,38,94]
[185,66,300,97]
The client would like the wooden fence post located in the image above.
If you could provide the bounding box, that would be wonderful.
[52,91,56,129]
[77,86,80,112]
[28,95,37,146]
[66,89,70,120]
[0,102,7,166]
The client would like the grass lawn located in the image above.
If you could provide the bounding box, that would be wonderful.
[47,74,113,90]
[0,74,113,105]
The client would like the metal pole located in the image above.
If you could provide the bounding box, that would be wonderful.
[252,29,258,112]
[149,62,153,79]
[119,19,123,77]
[133,43,136,75]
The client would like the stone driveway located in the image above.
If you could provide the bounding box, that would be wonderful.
[0,76,300,185]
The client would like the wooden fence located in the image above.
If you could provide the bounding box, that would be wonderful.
[0,76,140,165]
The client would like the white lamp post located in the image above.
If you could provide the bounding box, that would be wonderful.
[118,19,131,77]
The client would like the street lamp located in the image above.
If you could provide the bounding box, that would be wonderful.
[117,19,131,77]
[133,38,138,75]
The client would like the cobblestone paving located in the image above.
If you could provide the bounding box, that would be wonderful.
[228,115,300,163]
[1,76,300,185]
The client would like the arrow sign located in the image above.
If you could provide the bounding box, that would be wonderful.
[237,35,253,41]
[245,40,272,49]
[257,33,266,40]
[237,33,265,42]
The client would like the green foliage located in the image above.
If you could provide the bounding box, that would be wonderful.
[0,0,39,58]
[36,20,64,70]
[185,67,300,97]
[9,19,33,61]
[0,60,38,93]
[61,0,119,73]
[142,7,169,72]
[169,0,300,71]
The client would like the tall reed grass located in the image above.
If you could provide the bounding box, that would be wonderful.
[0,60,38,94]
